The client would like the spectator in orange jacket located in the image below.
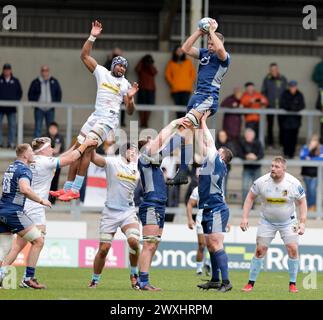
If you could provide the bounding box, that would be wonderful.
[165,45,196,118]
[240,82,268,137]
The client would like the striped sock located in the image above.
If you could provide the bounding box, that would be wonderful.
[92,273,101,283]
[24,266,35,281]
[139,272,149,288]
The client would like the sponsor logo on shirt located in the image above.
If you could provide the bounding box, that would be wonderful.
[266,198,287,204]
[116,172,137,182]
[100,82,121,94]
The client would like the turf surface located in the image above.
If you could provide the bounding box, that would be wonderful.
[0,267,322,300]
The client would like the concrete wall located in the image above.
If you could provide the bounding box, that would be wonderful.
[0,46,321,136]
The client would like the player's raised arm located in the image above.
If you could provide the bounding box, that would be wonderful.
[198,111,217,158]
[181,29,204,59]
[124,82,139,115]
[240,191,257,231]
[296,197,307,235]
[208,19,227,61]
[80,20,102,73]
[90,150,106,168]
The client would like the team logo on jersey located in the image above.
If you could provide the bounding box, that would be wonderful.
[200,55,211,65]
[282,190,288,196]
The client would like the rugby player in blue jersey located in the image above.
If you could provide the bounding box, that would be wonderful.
[195,112,234,292]
[0,144,51,289]
[165,19,231,185]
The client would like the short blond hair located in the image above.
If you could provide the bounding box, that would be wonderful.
[272,156,286,167]
[16,143,31,157]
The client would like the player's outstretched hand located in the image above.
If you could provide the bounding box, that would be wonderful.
[83,138,98,148]
[208,19,218,33]
[298,222,305,235]
[91,20,103,37]
[41,199,52,208]
[240,218,249,232]
[201,110,211,123]
[127,82,139,98]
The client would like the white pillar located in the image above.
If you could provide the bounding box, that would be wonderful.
[190,0,203,47]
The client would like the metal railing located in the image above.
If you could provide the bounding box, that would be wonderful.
[0,101,322,148]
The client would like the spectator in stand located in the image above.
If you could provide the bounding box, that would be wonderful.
[165,45,196,118]
[221,87,243,146]
[237,128,264,203]
[0,63,23,149]
[300,134,323,212]
[135,54,158,128]
[47,121,65,204]
[280,80,305,159]
[104,47,127,127]
[261,63,288,148]
[215,130,236,197]
[28,65,62,138]
[240,82,268,137]
[312,59,323,144]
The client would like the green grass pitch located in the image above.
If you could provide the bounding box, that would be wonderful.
[0,267,322,300]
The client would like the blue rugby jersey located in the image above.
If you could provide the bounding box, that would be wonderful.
[0,160,32,212]
[198,152,228,211]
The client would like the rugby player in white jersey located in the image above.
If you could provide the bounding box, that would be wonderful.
[186,186,211,276]
[2,137,96,289]
[240,156,307,293]
[50,20,139,202]
[88,143,140,289]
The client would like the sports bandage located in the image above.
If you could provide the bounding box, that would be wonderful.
[100,233,114,244]
[125,228,140,241]
[34,142,51,153]
[0,234,13,261]
[143,235,161,244]
[22,227,42,242]
[185,112,199,128]
[88,35,96,42]
[128,246,139,256]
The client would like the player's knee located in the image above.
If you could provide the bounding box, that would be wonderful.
[98,243,111,257]
[255,246,267,258]
[286,244,298,258]
[127,238,139,251]
[22,226,42,243]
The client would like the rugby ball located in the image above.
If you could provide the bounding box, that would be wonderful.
[198,17,211,33]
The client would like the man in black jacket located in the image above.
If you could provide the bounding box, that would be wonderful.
[280,80,305,159]
[28,65,62,138]
[238,128,264,204]
[0,63,23,149]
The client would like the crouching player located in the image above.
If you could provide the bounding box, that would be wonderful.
[196,112,233,292]
[88,143,140,288]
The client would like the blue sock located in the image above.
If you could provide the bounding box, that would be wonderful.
[180,143,192,171]
[288,258,299,283]
[0,266,5,278]
[91,273,101,283]
[24,266,35,280]
[214,249,229,282]
[209,252,220,282]
[63,181,73,192]
[139,272,149,288]
[130,266,138,276]
[71,175,85,193]
[249,256,264,282]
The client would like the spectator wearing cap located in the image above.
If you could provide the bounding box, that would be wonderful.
[0,63,23,149]
[28,65,62,138]
[280,80,305,158]
[240,82,268,137]
[261,62,288,148]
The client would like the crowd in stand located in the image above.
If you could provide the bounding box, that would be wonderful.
[1,49,323,209]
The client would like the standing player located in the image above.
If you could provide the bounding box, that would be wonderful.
[186,186,211,276]
[240,156,307,293]
[166,18,231,185]
[88,143,140,289]
[2,137,96,288]
[195,112,233,292]
[50,20,139,201]
[0,144,51,289]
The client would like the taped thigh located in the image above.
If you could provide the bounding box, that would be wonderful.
[143,235,161,244]
[22,227,42,242]
[100,233,114,244]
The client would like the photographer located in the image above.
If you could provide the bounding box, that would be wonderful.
[135,54,158,128]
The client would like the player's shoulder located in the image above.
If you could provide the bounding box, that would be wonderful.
[284,172,302,186]
[255,173,271,184]
[94,64,109,75]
